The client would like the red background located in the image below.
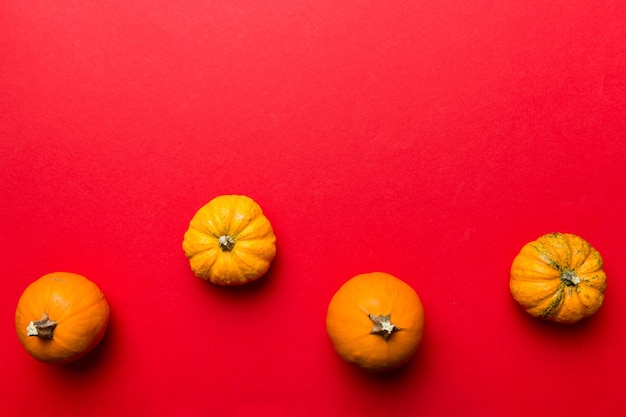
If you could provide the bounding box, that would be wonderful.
[2,1,625,416]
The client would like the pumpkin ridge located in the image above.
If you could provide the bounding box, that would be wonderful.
[235,215,274,241]
[544,234,575,271]
[232,251,269,271]
[189,246,220,278]
[558,287,591,323]
[577,271,607,292]
[574,286,603,312]
[231,249,269,278]
[212,253,240,283]
[191,210,221,238]
[572,253,590,272]
[224,204,260,237]
[575,249,604,275]
[510,264,560,281]
[576,283,605,306]
[233,238,276,260]
[530,241,562,272]
[566,233,597,271]
[559,233,574,269]
[552,233,575,268]
[538,285,565,319]
[511,283,551,308]
[564,234,582,269]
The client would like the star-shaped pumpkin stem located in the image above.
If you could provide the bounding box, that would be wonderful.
[560,270,581,286]
[218,235,236,252]
[369,314,400,341]
[26,312,57,339]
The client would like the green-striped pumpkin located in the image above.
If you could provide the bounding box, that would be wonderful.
[510,232,606,324]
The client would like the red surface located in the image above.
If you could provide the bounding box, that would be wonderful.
[2,1,626,416]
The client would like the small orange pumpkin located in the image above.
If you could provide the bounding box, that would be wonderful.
[326,272,425,372]
[15,272,110,363]
[510,232,607,324]
[182,194,277,285]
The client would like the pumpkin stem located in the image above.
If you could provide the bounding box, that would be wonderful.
[26,313,57,339]
[218,235,236,252]
[369,314,400,341]
[560,270,581,286]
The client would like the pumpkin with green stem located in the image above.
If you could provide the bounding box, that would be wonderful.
[182,195,276,285]
[510,232,606,324]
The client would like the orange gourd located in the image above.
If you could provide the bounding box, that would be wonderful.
[326,272,425,372]
[182,194,277,285]
[510,232,607,324]
[15,272,110,363]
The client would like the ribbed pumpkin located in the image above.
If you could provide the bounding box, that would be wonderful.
[326,272,424,372]
[182,195,276,285]
[510,232,607,324]
[15,272,110,363]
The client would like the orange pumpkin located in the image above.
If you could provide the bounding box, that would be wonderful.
[326,272,425,372]
[510,232,607,324]
[15,272,110,363]
[182,194,277,285]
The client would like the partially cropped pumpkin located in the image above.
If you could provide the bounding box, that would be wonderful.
[15,272,110,363]
[182,194,277,285]
[510,232,607,324]
[326,272,425,372]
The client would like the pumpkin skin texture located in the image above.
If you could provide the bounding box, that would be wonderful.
[510,233,607,324]
[182,194,277,285]
[326,272,425,372]
[15,272,110,364]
